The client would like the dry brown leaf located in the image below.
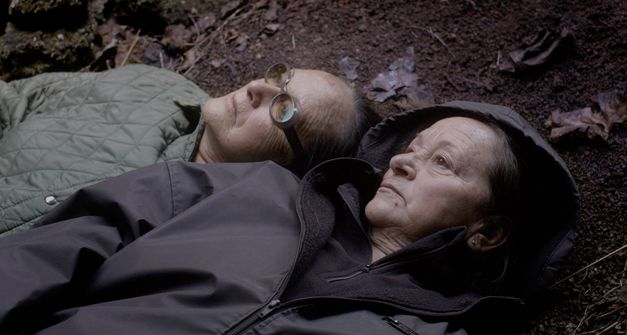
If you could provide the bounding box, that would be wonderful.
[263,23,280,35]
[499,28,573,74]
[338,56,360,81]
[197,13,216,32]
[263,0,279,21]
[366,47,432,107]
[178,48,197,72]
[545,91,627,141]
[161,24,193,52]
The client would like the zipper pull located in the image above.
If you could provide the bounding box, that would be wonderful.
[258,299,281,317]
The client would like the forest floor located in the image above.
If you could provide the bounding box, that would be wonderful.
[1,0,625,333]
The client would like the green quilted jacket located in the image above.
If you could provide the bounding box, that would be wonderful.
[0,65,209,236]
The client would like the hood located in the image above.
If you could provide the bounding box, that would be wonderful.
[355,101,580,303]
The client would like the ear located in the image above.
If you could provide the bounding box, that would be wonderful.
[466,217,511,252]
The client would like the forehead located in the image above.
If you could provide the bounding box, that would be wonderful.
[414,117,497,145]
[413,117,500,168]
[287,69,355,129]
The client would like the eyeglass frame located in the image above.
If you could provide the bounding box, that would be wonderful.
[264,63,306,172]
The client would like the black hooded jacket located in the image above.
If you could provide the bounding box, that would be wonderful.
[0,101,578,334]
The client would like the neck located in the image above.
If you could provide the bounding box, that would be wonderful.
[369,227,412,262]
[192,129,223,163]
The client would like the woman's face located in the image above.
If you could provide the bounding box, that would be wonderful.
[200,69,354,164]
[365,117,499,244]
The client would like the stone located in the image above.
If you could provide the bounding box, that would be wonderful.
[9,0,89,31]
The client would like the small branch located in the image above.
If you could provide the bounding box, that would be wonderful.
[121,29,141,67]
[409,25,452,55]
[552,243,627,287]
[184,5,247,76]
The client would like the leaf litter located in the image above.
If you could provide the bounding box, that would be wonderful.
[365,47,434,109]
[498,28,574,74]
[545,90,627,141]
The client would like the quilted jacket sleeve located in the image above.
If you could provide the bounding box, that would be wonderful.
[0,162,177,333]
[0,72,79,140]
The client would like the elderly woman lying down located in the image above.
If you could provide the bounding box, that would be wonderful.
[0,101,578,334]
[0,63,377,235]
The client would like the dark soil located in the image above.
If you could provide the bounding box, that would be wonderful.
[1,0,625,333]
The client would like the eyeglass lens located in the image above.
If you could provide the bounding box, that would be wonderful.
[270,94,296,123]
[265,63,291,87]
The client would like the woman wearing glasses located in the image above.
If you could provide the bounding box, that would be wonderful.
[0,101,578,334]
[0,63,377,235]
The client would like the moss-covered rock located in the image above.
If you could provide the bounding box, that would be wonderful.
[0,21,96,80]
[9,0,88,31]
[106,0,220,34]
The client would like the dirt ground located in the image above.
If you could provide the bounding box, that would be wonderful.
[2,0,626,333]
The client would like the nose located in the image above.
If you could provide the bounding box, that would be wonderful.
[246,80,281,109]
[389,153,417,180]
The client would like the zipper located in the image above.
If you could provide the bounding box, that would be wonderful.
[326,236,460,284]
[226,295,521,335]
[327,264,372,283]
[383,316,421,335]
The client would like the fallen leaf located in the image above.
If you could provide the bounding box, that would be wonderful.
[499,28,573,74]
[394,85,435,109]
[263,23,281,35]
[366,47,432,107]
[210,58,226,68]
[97,19,127,46]
[338,56,360,81]
[235,34,248,52]
[545,90,627,141]
[178,48,197,72]
[161,24,193,52]
[263,0,279,21]
[224,28,240,43]
[197,13,217,32]
[220,0,244,19]
[368,70,401,102]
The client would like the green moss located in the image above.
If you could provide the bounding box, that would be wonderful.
[0,20,95,80]
[9,0,88,31]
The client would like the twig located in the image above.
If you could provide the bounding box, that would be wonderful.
[121,29,141,67]
[575,321,620,335]
[188,14,201,43]
[594,304,627,321]
[496,51,501,68]
[551,243,627,287]
[409,25,452,55]
[291,34,296,49]
[573,304,593,334]
[445,74,463,92]
[184,5,247,76]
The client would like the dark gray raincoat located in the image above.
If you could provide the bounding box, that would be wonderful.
[0,101,578,334]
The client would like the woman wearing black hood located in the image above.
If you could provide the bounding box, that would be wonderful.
[0,101,578,334]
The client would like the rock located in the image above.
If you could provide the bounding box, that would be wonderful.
[9,0,89,31]
[0,21,96,80]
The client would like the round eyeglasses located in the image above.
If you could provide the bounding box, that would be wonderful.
[264,63,305,171]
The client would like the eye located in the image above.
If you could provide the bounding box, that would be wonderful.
[433,154,450,169]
